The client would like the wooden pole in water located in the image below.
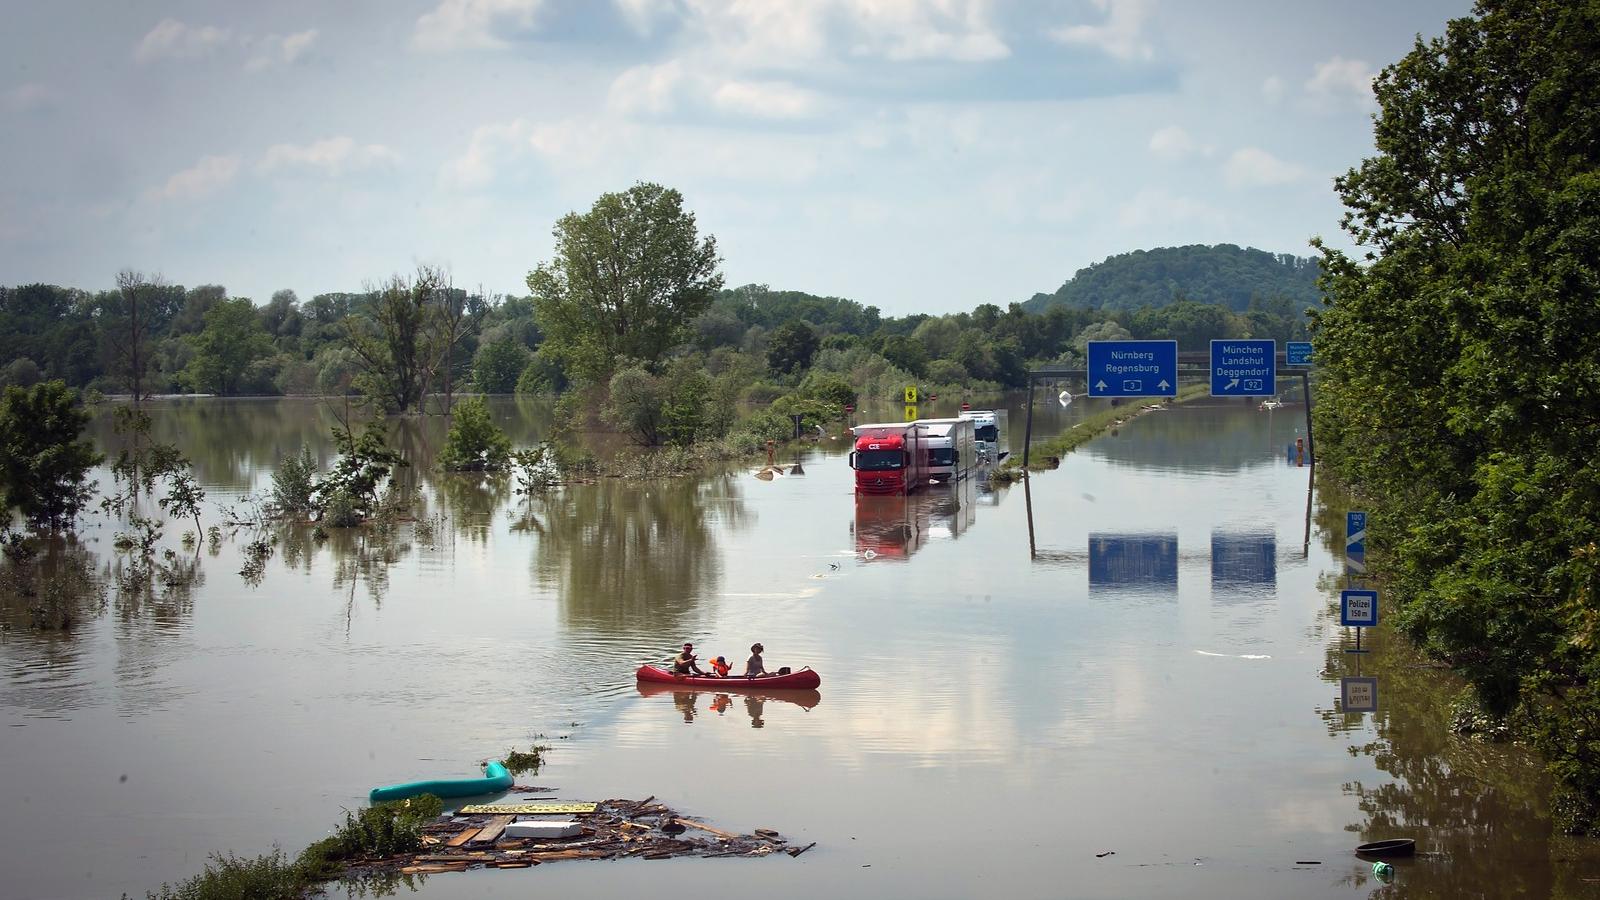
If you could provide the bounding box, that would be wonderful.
[1301,372,1315,467]
[1022,374,1036,468]
[1023,471,1036,560]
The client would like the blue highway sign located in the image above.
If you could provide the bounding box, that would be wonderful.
[1340,589,1379,627]
[1087,340,1178,397]
[1089,533,1178,589]
[1346,511,1367,554]
[1210,340,1277,396]
[1286,341,1313,366]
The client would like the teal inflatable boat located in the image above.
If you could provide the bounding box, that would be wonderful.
[369,760,513,804]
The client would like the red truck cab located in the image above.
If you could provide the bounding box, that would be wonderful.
[849,422,927,495]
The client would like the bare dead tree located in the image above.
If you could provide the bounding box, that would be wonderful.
[114,269,164,404]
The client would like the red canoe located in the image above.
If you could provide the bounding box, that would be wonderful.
[635,664,821,690]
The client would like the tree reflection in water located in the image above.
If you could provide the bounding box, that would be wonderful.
[1319,629,1600,896]
[531,474,748,637]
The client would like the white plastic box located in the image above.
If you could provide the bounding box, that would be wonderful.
[504,819,582,839]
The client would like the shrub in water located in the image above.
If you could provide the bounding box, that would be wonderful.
[438,397,512,471]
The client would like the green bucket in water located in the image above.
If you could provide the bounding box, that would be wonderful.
[1372,861,1395,883]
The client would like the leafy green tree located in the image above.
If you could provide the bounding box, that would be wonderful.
[602,365,666,446]
[183,297,274,395]
[318,422,406,526]
[438,397,512,471]
[0,381,101,530]
[473,335,530,394]
[343,268,445,413]
[528,183,722,382]
[515,349,567,395]
[879,334,928,378]
[1313,0,1600,833]
[766,320,819,375]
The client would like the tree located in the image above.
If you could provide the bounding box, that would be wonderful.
[766,320,819,375]
[113,270,163,401]
[438,397,512,471]
[261,289,304,342]
[1312,0,1600,833]
[473,334,530,394]
[0,381,101,530]
[343,268,443,413]
[421,282,485,415]
[528,183,723,382]
[879,335,928,378]
[183,297,274,395]
[602,366,666,446]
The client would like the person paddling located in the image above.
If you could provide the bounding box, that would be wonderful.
[672,642,705,676]
[744,642,769,678]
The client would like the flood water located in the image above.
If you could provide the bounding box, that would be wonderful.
[4,396,1599,899]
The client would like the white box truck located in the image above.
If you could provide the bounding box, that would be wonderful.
[915,417,977,483]
[959,409,1010,461]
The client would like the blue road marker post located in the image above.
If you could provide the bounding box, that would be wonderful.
[1286,341,1314,366]
[1086,340,1178,397]
[1346,511,1367,555]
[1209,340,1277,396]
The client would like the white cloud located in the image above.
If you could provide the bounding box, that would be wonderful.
[607,61,687,117]
[1050,0,1152,62]
[3,83,55,113]
[843,0,1009,62]
[1224,147,1305,188]
[1148,125,1200,161]
[258,137,400,176]
[440,120,538,189]
[1118,187,1224,229]
[1261,75,1285,103]
[613,0,674,36]
[712,80,821,120]
[135,19,233,63]
[144,155,241,202]
[1304,56,1375,109]
[413,0,546,52]
[246,29,319,71]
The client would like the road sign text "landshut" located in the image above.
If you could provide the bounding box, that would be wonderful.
[1210,339,1277,397]
[1086,340,1178,397]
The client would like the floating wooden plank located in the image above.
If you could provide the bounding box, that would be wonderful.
[492,860,536,868]
[459,802,599,815]
[471,815,515,844]
[677,820,740,840]
[445,827,481,847]
[786,842,816,858]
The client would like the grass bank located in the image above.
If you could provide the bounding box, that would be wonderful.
[990,384,1211,485]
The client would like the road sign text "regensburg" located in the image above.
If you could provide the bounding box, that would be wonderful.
[1209,339,1277,397]
[1087,340,1178,397]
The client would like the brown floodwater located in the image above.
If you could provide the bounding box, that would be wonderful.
[3,395,1598,899]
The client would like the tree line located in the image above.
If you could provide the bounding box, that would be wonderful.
[1312,0,1600,834]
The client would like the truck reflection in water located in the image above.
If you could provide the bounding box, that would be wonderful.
[1087,533,1178,593]
[1209,530,1277,598]
[852,478,978,562]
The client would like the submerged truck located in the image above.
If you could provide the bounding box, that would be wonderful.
[916,417,977,483]
[849,422,928,495]
[958,409,1010,461]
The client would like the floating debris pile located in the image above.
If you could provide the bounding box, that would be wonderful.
[341,796,810,877]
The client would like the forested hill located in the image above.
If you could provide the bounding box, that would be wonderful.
[1021,244,1321,313]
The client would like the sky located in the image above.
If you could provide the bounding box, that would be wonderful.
[0,0,1472,315]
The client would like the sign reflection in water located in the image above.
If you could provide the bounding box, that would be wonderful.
[1210,530,1277,596]
[1087,533,1178,591]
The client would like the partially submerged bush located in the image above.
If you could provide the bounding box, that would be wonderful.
[143,848,306,900]
[438,397,512,471]
[503,745,550,776]
[270,448,317,518]
[328,794,444,860]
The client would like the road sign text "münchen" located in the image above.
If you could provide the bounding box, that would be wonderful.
[1086,340,1178,397]
[1210,340,1277,396]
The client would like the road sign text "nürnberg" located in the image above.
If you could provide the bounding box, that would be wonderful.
[1210,340,1277,397]
[1086,340,1178,397]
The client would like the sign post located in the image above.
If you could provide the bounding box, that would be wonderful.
[1209,340,1277,397]
[903,386,919,404]
[1086,340,1179,397]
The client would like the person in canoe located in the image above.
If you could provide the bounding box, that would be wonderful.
[672,642,705,676]
[744,642,769,678]
[708,655,732,677]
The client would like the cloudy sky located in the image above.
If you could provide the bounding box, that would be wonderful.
[0,0,1469,314]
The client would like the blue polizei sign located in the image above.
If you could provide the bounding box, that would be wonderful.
[1086,340,1178,397]
[1287,341,1314,366]
[1340,589,1379,627]
[1346,511,1367,554]
[1210,340,1277,396]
